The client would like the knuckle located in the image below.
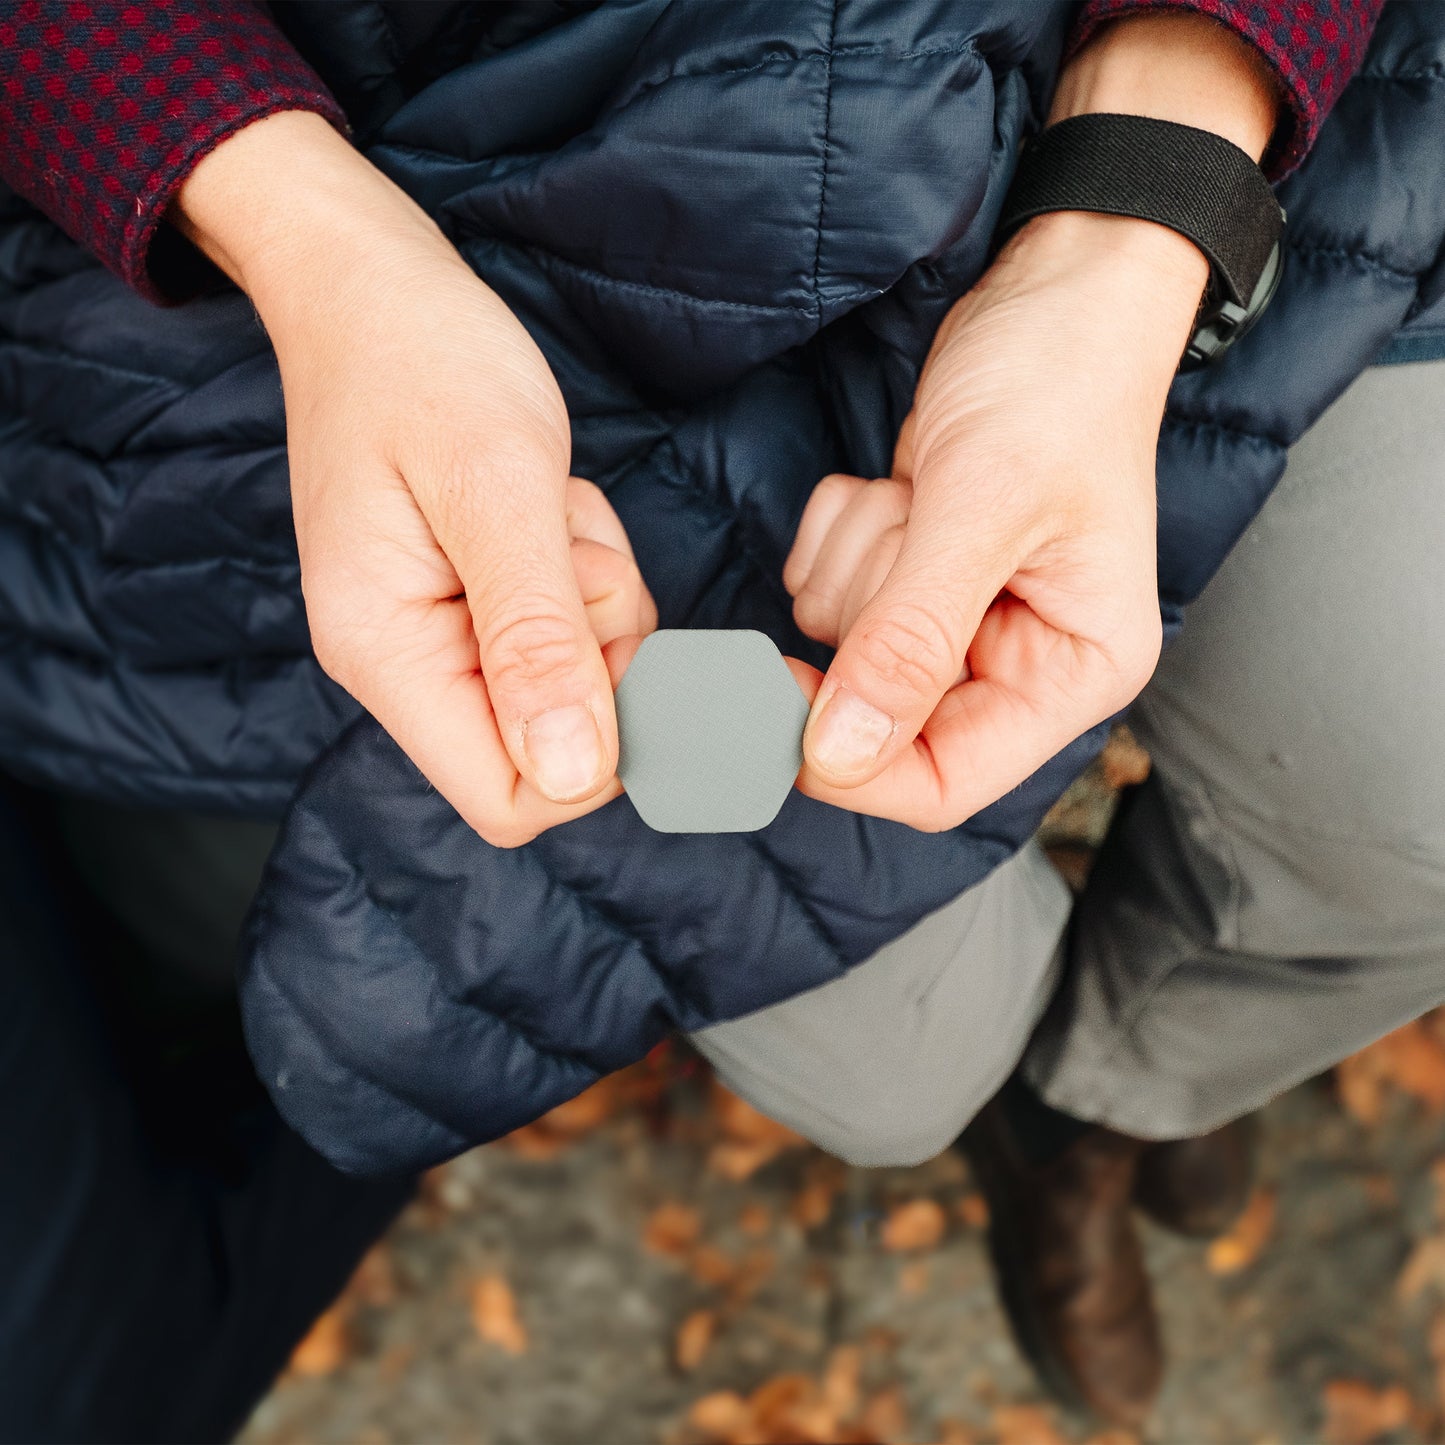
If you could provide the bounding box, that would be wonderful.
[793,584,841,642]
[1112,612,1164,699]
[303,595,367,688]
[480,606,590,695]
[852,602,960,699]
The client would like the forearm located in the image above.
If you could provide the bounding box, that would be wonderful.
[169,109,458,340]
[0,1,346,303]
[986,13,1283,403]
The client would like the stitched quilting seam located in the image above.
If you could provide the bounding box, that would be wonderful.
[809,0,838,327]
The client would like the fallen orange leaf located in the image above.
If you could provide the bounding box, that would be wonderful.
[288,1303,351,1377]
[956,1193,989,1230]
[708,1139,787,1182]
[349,1241,397,1308]
[789,1157,847,1231]
[470,1274,528,1355]
[1205,1188,1277,1275]
[899,1260,931,1296]
[1396,1235,1445,1304]
[930,1421,980,1445]
[738,1202,772,1237]
[687,1389,755,1442]
[1100,724,1151,790]
[712,1082,809,1148]
[880,1198,948,1253]
[1321,1379,1415,1445]
[858,1384,909,1442]
[645,1201,704,1258]
[675,1309,718,1372]
[1338,1020,1445,1127]
[992,1403,1071,1445]
[821,1344,863,1421]
[690,1244,738,1289]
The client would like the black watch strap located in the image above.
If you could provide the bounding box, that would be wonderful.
[995,113,1286,365]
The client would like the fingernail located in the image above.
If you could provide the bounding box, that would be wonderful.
[523,703,606,802]
[808,687,895,778]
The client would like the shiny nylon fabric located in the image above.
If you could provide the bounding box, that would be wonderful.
[2,2,1444,1174]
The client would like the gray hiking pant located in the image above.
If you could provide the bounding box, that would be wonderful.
[694,356,1445,1166]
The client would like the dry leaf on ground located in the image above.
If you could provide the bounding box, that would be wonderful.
[880,1198,948,1253]
[687,1389,755,1441]
[956,1192,989,1230]
[676,1309,718,1371]
[858,1384,909,1442]
[646,1201,705,1258]
[712,1081,809,1148]
[1205,1188,1277,1275]
[899,1260,931,1296]
[470,1274,528,1355]
[1337,1020,1445,1126]
[1320,1379,1416,1445]
[821,1345,863,1420]
[1100,725,1151,789]
[1396,1234,1445,1304]
[738,1202,772,1236]
[349,1241,398,1308]
[690,1244,738,1289]
[931,1422,979,1445]
[792,1160,846,1230]
[288,1302,351,1378]
[992,1404,1071,1445]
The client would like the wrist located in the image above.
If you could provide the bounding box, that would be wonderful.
[990,209,1209,377]
[170,110,462,339]
[1050,12,1279,161]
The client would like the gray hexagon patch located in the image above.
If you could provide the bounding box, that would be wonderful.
[615,630,810,833]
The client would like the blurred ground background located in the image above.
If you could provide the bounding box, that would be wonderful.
[241,731,1445,1445]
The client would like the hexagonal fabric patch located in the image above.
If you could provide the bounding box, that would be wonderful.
[615,630,811,833]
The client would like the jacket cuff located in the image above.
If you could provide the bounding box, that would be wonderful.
[1069,0,1384,178]
[0,1,348,304]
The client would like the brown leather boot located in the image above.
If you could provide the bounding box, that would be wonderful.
[961,1100,1163,1429]
[1133,1115,1258,1240]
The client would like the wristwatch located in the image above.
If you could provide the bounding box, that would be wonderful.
[994,112,1287,370]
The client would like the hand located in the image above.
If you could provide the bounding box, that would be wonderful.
[172,112,655,847]
[781,9,1278,832]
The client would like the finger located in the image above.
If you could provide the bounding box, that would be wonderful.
[571,537,653,646]
[304,485,622,848]
[566,476,634,556]
[801,487,1011,788]
[798,594,1157,829]
[782,473,867,596]
[792,480,911,646]
[835,524,905,644]
[567,476,658,636]
[417,450,618,806]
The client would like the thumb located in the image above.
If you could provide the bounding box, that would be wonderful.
[802,521,1003,788]
[430,465,618,806]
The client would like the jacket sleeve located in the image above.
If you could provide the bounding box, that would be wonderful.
[1071,0,1387,176]
[0,0,347,303]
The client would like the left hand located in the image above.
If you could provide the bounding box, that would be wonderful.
[782,209,1209,830]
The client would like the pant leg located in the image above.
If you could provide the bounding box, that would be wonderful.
[1025,358,1445,1140]
[0,786,411,1445]
[689,839,1072,1168]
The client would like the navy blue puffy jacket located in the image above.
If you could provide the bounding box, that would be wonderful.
[1,1,1443,1174]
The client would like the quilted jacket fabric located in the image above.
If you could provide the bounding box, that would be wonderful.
[2,0,1444,1175]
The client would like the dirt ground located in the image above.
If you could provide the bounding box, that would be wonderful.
[239,735,1445,1445]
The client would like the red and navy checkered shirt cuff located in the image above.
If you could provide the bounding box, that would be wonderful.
[1071,0,1384,177]
[0,0,347,304]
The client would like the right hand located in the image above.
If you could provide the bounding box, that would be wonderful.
[172,112,655,847]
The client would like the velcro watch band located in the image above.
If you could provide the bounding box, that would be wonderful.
[994,113,1286,368]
